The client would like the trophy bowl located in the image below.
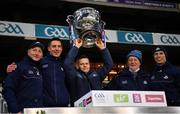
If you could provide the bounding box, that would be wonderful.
[67,7,105,48]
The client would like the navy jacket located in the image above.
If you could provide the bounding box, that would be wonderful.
[104,68,151,91]
[41,54,69,107]
[64,46,114,105]
[3,57,43,113]
[150,62,180,106]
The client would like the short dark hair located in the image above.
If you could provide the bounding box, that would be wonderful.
[76,54,89,62]
[48,37,62,47]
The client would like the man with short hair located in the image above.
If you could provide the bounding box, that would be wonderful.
[150,46,180,106]
[6,38,70,107]
[64,38,114,106]
[3,42,44,113]
[41,38,69,107]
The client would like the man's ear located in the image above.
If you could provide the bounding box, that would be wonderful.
[47,47,50,52]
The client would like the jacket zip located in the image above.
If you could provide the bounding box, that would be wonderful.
[54,63,57,103]
[84,74,92,91]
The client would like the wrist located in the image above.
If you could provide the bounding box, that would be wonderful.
[75,45,81,48]
[99,46,105,50]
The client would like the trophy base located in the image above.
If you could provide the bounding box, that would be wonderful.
[79,30,101,48]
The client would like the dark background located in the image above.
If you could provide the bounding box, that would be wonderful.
[0,0,180,82]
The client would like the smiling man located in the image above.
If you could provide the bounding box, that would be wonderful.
[150,46,180,106]
[104,49,151,91]
[6,38,70,107]
[64,38,114,106]
[41,38,69,107]
[3,42,44,113]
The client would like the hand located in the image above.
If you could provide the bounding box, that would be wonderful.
[95,38,105,50]
[74,38,83,48]
[6,62,17,73]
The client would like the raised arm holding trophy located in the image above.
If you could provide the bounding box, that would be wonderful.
[65,7,114,106]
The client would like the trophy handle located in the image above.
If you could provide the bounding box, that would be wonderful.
[66,15,74,24]
[100,20,106,48]
[100,21,106,30]
[67,15,76,48]
[66,15,75,38]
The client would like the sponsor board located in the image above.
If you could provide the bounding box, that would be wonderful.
[0,21,35,37]
[145,95,164,102]
[117,31,153,45]
[143,1,177,9]
[74,90,167,107]
[1,20,180,47]
[35,24,69,39]
[153,33,180,46]
[133,94,142,103]
[78,96,92,107]
[113,94,129,103]
[105,30,118,43]
[109,0,178,9]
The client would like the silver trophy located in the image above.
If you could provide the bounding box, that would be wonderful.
[67,7,106,48]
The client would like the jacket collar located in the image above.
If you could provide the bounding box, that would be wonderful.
[155,61,170,70]
[46,53,61,61]
[22,56,41,67]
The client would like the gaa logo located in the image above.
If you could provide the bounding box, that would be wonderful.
[44,27,69,38]
[94,93,105,98]
[160,35,180,45]
[125,33,146,43]
[0,23,24,34]
[94,93,105,103]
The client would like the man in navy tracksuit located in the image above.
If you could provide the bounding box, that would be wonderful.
[64,38,114,106]
[6,38,70,107]
[3,42,44,113]
[41,38,69,107]
[104,50,151,91]
[150,47,180,106]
